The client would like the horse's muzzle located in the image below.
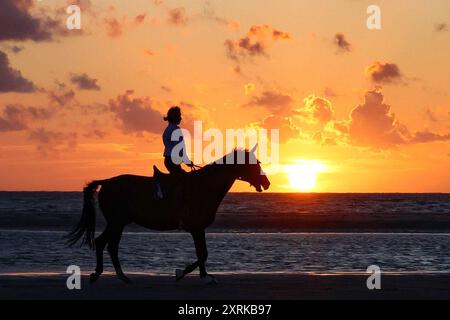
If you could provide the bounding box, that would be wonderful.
[261,175,270,191]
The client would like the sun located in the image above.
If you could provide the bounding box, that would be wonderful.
[286,160,326,192]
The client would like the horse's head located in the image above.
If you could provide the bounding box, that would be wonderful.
[228,147,271,193]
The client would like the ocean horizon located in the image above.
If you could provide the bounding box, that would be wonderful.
[1,192,450,274]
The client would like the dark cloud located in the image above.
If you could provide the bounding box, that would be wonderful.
[334,33,351,52]
[0,0,53,42]
[47,89,76,107]
[0,50,36,93]
[167,7,189,26]
[225,24,291,61]
[109,90,165,134]
[0,104,53,132]
[245,91,293,112]
[70,73,101,91]
[366,61,402,84]
[28,128,77,154]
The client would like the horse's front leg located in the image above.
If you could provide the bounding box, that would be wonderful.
[176,230,216,283]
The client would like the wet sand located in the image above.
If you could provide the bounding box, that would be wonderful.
[1,273,450,300]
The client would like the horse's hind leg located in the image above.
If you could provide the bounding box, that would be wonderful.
[90,225,111,283]
[107,224,131,284]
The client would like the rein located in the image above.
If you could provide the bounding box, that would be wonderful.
[189,163,245,182]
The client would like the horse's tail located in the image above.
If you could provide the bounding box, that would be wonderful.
[66,180,105,249]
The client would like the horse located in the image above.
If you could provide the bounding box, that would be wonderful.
[67,148,270,284]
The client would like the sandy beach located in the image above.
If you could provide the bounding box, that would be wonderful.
[1,273,450,300]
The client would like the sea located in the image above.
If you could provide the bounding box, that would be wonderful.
[0,192,449,274]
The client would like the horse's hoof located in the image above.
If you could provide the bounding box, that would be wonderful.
[175,269,184,281]
[90,272,100,283]
[118,275,132,284]
[202,275,218,285]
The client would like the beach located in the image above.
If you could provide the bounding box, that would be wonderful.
[1,273,450,300]
[2,192,450,300]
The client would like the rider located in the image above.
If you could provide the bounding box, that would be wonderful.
[158,106,193,229]
[163,106,194,174]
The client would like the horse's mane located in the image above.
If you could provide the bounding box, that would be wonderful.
[191,149,254,177]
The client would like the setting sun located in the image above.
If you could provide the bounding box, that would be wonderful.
[286,161,326,192]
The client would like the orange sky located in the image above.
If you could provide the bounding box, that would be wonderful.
[0,0,449,192]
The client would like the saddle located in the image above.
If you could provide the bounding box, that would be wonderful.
[153,165,171,181]
[152,165,189,200]
[152,166,191,229]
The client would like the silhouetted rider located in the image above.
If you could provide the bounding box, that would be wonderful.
[162,106,194,174]
[156,106,193,229]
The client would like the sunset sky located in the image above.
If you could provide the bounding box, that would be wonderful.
[0,0,449,192]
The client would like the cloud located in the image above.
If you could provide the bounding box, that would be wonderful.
[225,24,291,61]
[28,128,77,154]
[109,90,165,134]
[200,1,240,31]
[334,33,351,52]
[84,129,107,139]
[144,49,155,56]
[167,7,189,26]
[47,89,76,107]
[0,50,36,93]
[103,11,149,38]
[323,87,337,98]
[366,61,402,84]
[104,17,124,38]
[0,0,53,42]
[425,108,438,122]
[323,89,450,148]
[258,115,300,144]
[435,23,448,32]
[244,91,293,112]
[69,73,101,91]
[160,85,172,92]
[411,131,450,143]
[341,89,410,147]
[134,14,146,25]
[4,45,25,54]
[298,95,335,124]
[0,104,53,132]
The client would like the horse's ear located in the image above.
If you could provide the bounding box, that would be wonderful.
[250,143,258,154]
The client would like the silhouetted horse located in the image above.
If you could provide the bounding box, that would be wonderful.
[67,149,270,283]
